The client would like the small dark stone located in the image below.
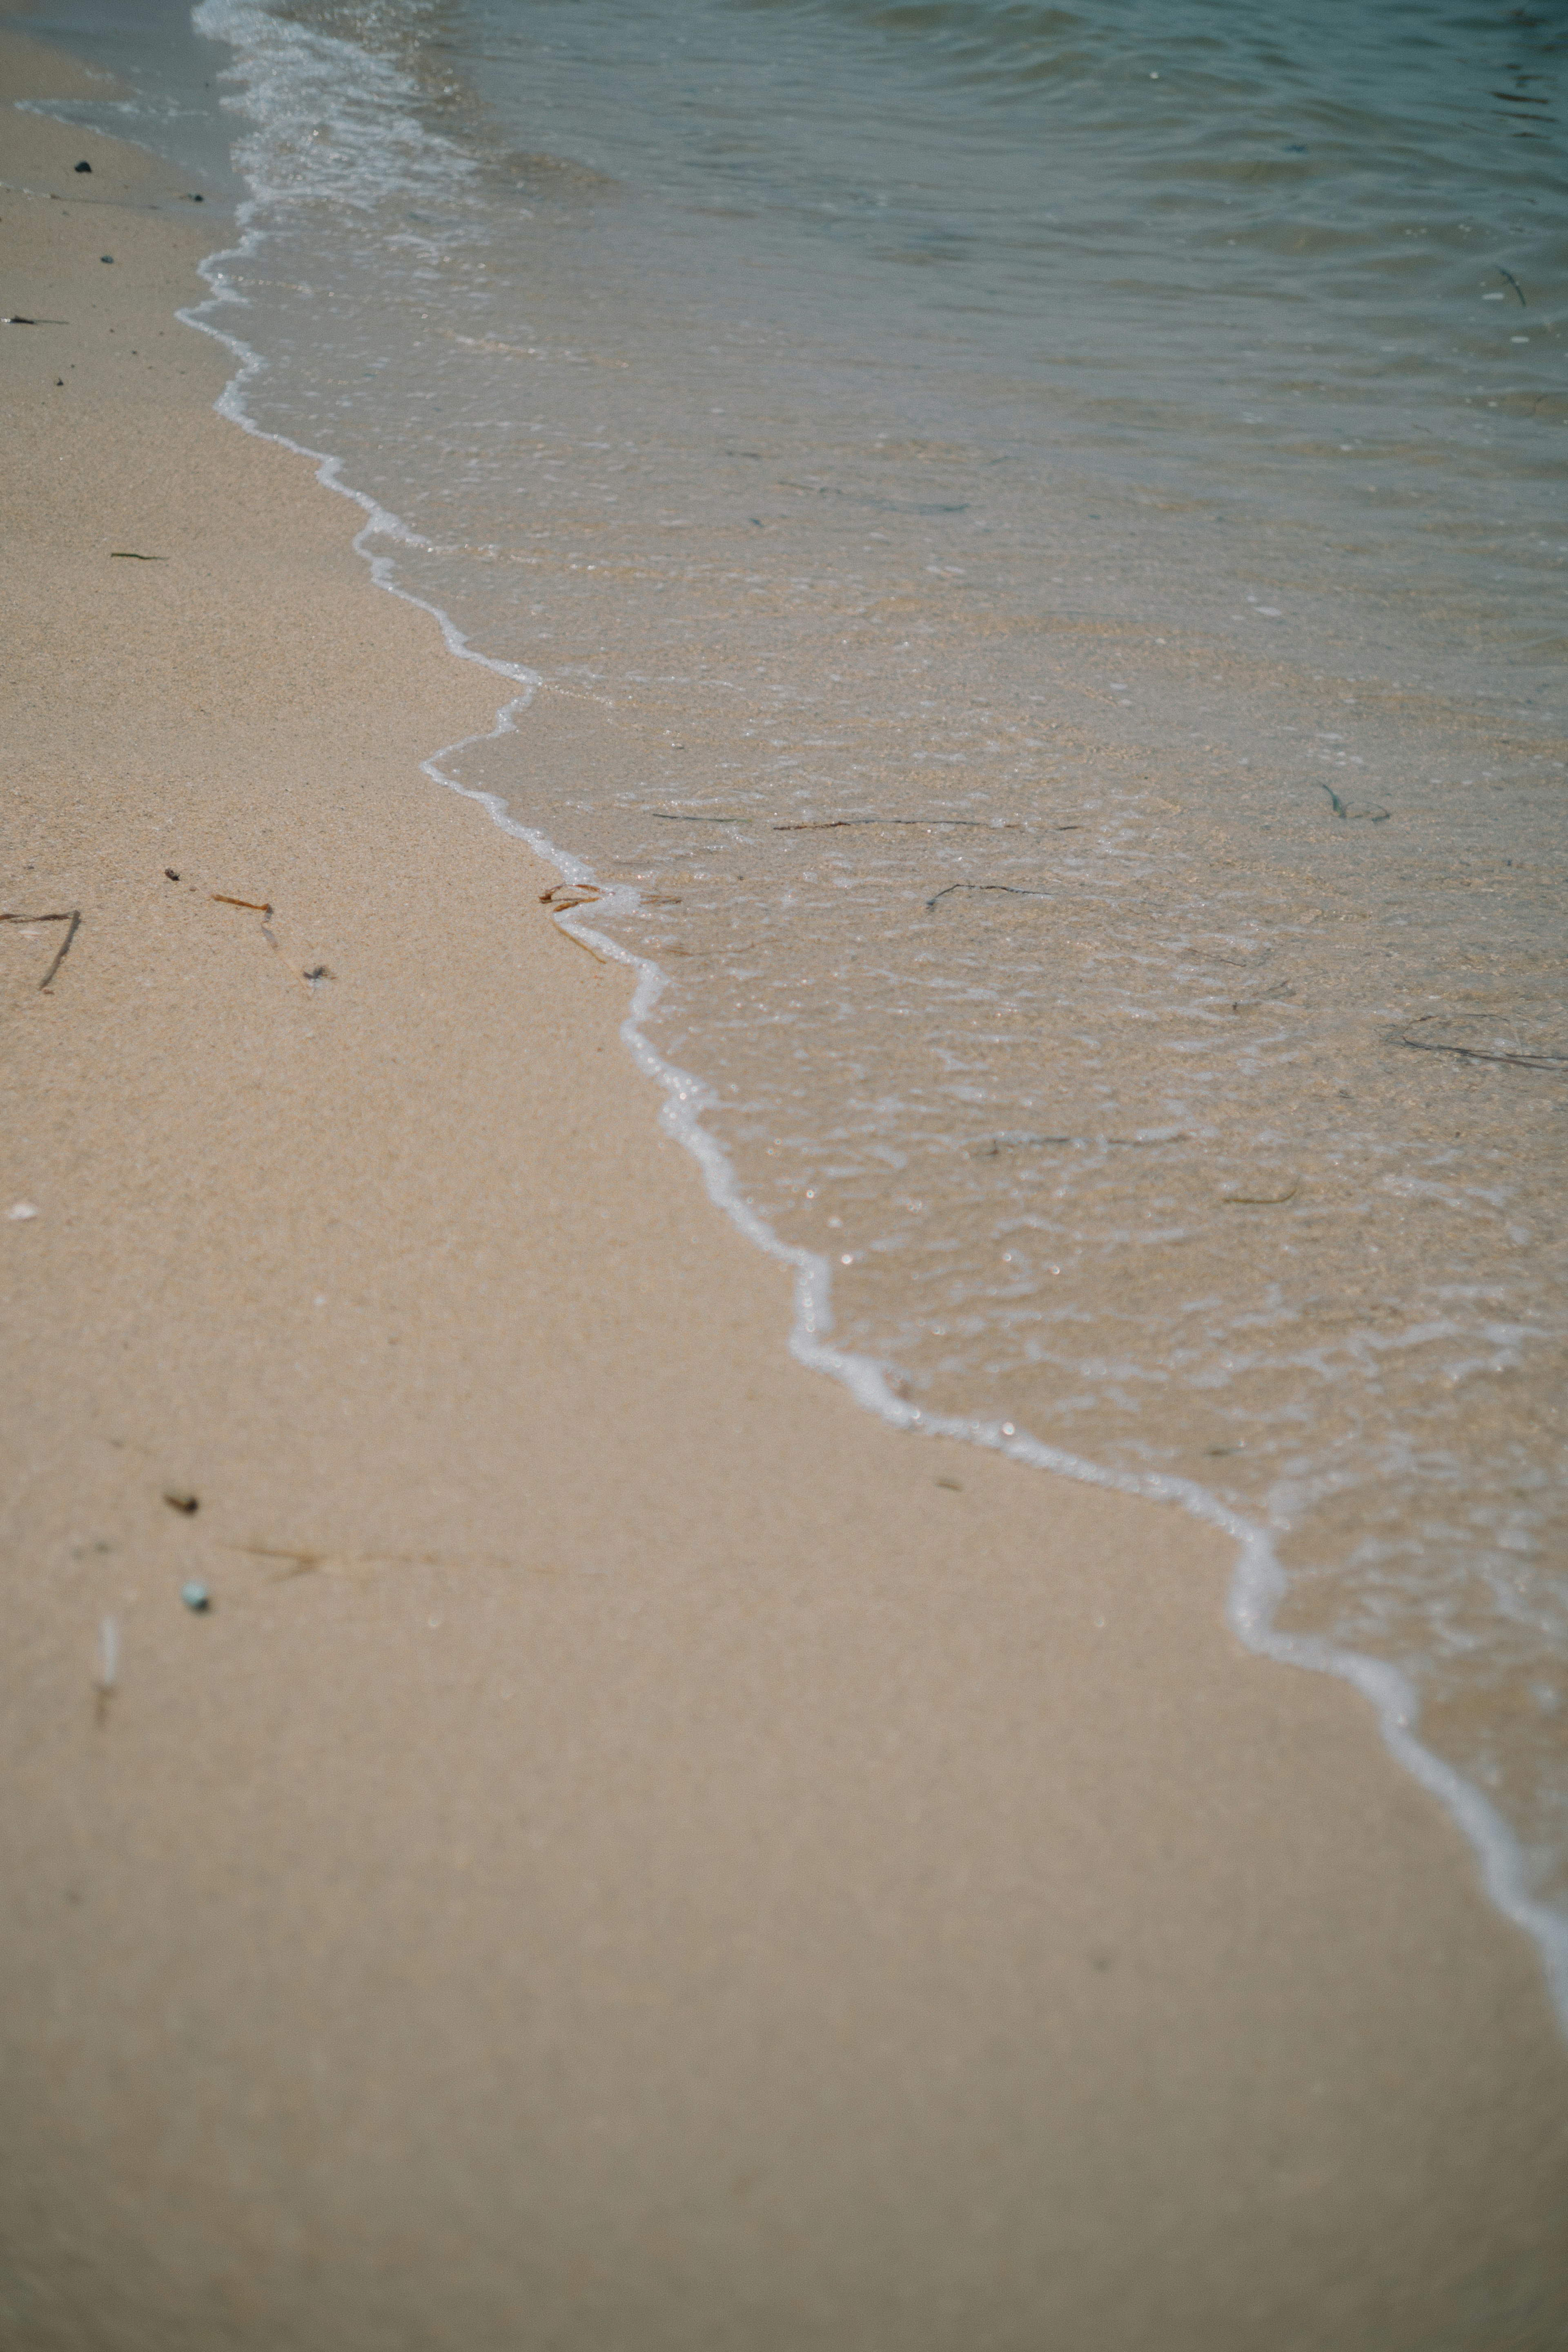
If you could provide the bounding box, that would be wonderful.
[162,1488,199,1515]
[165,868,180,882]
[100,255,114,265]
[189,193,204,203]
[74,160,92,174]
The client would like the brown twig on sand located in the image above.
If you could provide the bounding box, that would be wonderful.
[230,1543,330,1579]
[3,910,84,991]
[38,911,81,990]
[775,817,1024,833]
[926,882,1051,913]
[1399,1020,1565,1074]
[555,927,612,965]
[212,893,273,914]
[539,881,603,909]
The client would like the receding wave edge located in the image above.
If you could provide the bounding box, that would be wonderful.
[177,220,1568,2045]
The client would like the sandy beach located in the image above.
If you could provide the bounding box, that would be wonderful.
[3,31,1568,2349]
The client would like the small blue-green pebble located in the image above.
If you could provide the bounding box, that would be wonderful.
[181,1582,211,1613]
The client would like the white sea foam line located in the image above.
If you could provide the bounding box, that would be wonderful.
[174,117,1568,2049]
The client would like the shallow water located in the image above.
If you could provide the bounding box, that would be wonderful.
[25,0,1568,1989]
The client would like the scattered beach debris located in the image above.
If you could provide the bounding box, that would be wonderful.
[94,1615,118,1720]
[1398,1018,1566,1074]
[211,893,272,914]
[774,817,1025,833]
[3,909,85,992]
[539,880,603,911]
[165,868,180,882]
[188,194,204,203]
[648,812,752,824]
[180,1582,211,1613]
[1221,1179,1300,1205]
[229,1539,465,1581]
[302,963,331,984]
[2,315,67,326]
[555,927,612,964]
[1318,782,1389,822]
[162,1488,200,1516]
[100,255,114,265]
[935,1476,963,1492]
[237,1543,327,1579]
[1230,983,1296,1013]
[74,160,92,174]
[110,551,166,562]
[926,881,1052,913]
[8,1202,39,1221]
[38,910,80,991]
[1497,267,1527,308]
[227,1537,534,1584]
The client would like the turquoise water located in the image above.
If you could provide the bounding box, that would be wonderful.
[24,0,1568,2009]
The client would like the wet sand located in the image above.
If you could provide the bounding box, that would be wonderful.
[2,42,1567,2351]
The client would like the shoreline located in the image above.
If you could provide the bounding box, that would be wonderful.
[180,73,1568,2040]
[5,39,1568,2351]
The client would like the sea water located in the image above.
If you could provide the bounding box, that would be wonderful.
[24,0,1568,2008]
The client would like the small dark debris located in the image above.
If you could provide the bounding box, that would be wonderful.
[111,551,166,561]
[935,1476,963,1492]
[31,909,81,992]
[74,160,92,174]
[188,194,204,203]
[165,868,180,882]
[100,255,114,265]
[180,1581,211,1613]
[303,964,331,982]
[162,1488,200,1516]
[926,881,1052,913]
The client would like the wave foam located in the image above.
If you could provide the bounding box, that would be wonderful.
[178,0,1568,2042]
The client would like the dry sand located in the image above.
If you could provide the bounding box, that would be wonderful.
[2,40,1567,2351]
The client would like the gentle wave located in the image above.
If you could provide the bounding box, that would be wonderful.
[178,0,1568,2028]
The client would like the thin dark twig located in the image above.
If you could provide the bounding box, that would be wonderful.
[773,817,1024,833]
[926,882,1051,913]
[649,812,753,824]
[38,911,81,990]
[1498,267,1527,308]
[1399,1022,1564,1073]
[2,911,75,924]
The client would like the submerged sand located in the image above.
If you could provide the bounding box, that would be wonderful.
[2,40,1566,2351]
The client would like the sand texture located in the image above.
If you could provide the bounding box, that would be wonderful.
[3,47,1568,2352]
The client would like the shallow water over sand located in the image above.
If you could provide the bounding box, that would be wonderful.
[36,0,1568,1951]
